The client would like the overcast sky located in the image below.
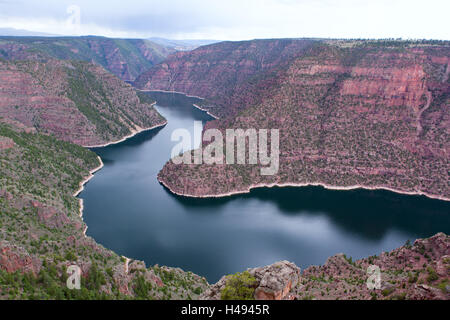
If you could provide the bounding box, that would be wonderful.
[0,0,448,40]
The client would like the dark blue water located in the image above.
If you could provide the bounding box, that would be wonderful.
[81,92,450,283]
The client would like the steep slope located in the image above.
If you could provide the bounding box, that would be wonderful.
[0,36,174,81]
[0,58,166,146]
[151,40,449,200]
[134,39,316,118]
[0,122,208,299]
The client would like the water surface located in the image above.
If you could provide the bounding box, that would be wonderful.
[81,92,450,282]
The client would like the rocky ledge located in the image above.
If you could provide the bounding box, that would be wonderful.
[201,261,301,300]
[202,233,449,300]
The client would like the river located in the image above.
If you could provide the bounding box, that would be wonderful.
[80,91,450,283]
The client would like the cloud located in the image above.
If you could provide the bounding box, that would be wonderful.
[0,0,448,40]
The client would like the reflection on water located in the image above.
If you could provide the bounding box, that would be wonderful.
[81,91,450,282]
[166,185,449,241]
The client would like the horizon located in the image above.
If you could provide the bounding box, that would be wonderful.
[0,30,448,43]
[0,0,449,41]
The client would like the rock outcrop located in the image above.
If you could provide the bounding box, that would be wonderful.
[201,261,301,300]
[252,261,300,300]
[112,259,164,296]
[0,241,41,275]
[0,137,15,150]
[30,200,71,230]
[298,232,450,300]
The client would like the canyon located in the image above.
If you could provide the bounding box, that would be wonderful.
[135,39,449,200]
[0,37,448,300]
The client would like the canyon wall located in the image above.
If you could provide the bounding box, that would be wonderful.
[0,36,174,81]
[143,39,449,199]
[0,59,166,146]
[134,39,316,118]
[0,37,448,300]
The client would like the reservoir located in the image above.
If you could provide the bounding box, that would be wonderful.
[81,91,450,283]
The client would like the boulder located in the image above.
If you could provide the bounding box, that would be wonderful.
[201,260,301,300]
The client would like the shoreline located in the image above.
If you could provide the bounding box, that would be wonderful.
[74,118,167,236]
[131,90,448,202]
[73,156,104,236]
[83,120,167,148]
[192,103,220,119]
[136,89,221,119]
[158,176,450,202]
[73,156,105,198]
[136,89,206,100]
[83,101,167,148]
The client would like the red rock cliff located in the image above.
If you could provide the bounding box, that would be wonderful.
[153,40,449,199]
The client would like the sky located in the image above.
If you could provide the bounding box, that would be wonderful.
[0,0,448,40]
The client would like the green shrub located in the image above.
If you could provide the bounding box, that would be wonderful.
[436,279,449,293]
[426,267,438,283]
[220,271,257,300]
[64,251,77,262]
[381,287,395,297]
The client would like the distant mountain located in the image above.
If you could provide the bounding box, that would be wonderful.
[0,27,58,37]
[134,38,315,117]
[0,36,175,81]
[148,37,220,51]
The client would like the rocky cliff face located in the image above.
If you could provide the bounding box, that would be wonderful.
[0,241,41,275]
[0,37,448,300]
[202,233,449,300]
[134,39,315,117]
[0,36,174,81]
[0,59,166,146]
[297,232,450,300]
[151,40,449,200]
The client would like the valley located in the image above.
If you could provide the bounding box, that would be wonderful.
[137,39,449,200]
[0,36,448,300]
